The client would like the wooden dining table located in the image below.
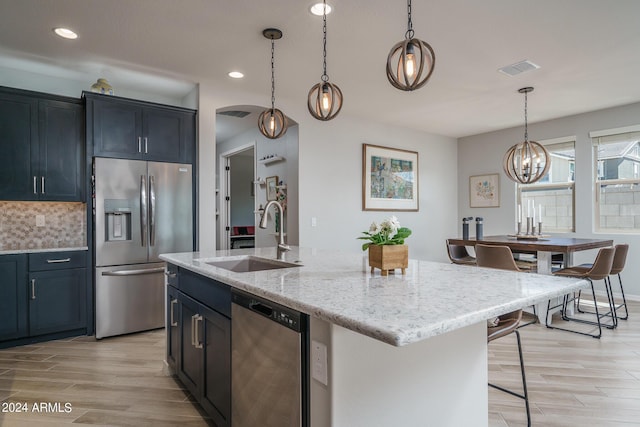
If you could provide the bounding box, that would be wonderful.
[447,235,614,275]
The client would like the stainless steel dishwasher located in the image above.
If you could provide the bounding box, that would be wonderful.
[231,290,309,427]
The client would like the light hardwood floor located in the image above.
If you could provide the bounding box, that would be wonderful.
[1,302,639,426]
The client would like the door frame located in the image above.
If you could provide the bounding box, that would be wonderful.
[218,142,256,250]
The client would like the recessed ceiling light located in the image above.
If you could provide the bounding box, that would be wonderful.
[228,71,244,79]
[310,2,332,16]
[53,27,78,40]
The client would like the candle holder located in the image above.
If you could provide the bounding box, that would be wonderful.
[526,217,533,235]
[517,221,522,235]
[538,222,543,235]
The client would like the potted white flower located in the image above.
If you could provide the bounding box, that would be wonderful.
[358,216,412,276]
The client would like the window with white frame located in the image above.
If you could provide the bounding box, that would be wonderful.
[517,137,576,233]
[592,128,640,232]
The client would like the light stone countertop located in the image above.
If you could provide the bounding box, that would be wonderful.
[0,246,88,255]
[160,246,588,347]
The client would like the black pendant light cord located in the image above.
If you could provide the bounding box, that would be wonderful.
[405,0,415,40]
[523,90,529,143]
[321,0,329,82]
[270,38,276,110]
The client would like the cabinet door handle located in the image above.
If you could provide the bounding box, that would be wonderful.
[170,299,178,327]
[31,279,36,300]
[144,137,148,154]
[41,176,45,194]
[164,271,177,279]
[138,136,142,153]
[191,314,197,347]
[194,314,203,349]
[33,176,37,194]
[47,258,71,264]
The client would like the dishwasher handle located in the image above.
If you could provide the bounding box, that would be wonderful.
[249,302,273,317]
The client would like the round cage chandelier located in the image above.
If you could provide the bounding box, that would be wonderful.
[503,87,551,184]
[258,28,288,139]
[308,0,343,120]
[386,0,435,91]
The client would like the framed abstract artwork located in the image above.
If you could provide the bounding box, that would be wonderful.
[362,144,418,211]
[469,173,500,208]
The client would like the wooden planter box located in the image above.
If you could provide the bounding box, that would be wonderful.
[368,244,408,276]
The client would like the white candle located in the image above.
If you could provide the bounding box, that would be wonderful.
[528,200,531,217]
[533,201,536,222]
[539,205,542,222]
[518,204,522,223]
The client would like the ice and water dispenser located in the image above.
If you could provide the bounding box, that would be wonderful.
[104,199,132,241]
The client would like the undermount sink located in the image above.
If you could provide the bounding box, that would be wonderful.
[202,255,302,273]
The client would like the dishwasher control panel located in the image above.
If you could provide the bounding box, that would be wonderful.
[232,290,305,333]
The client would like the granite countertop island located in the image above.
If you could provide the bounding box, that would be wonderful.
[161,246,588,427]
[161,246,587,347]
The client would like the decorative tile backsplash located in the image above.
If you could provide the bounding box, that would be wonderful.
[0,202,86,250]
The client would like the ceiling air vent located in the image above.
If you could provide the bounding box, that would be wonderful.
[218,110,251,118]
[498,60,540,77]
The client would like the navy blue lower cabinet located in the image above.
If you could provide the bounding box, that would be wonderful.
[28,268,86,336]
[168,265,231,427]
[0,255,28,341]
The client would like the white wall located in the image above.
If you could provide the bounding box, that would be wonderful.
[297,115,458,262]
[458,101,640,299]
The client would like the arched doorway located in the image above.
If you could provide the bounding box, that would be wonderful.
[215,105,299,251]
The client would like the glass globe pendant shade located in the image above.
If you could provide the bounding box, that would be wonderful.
[258,108,288,140]
[503,140,551,184]
[308,81,343,121]
[387,38,435,91]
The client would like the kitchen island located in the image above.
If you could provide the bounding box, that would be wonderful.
[161,247,588,427]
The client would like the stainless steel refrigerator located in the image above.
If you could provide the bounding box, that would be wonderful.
[94,157,193,339]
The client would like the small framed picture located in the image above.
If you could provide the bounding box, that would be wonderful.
[469,173,500,208]
[266,175,278,201]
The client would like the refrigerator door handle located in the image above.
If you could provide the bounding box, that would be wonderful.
[101,267,165,276]
[140,174,148,247]
[149,175,156,246]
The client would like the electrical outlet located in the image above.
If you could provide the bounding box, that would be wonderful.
[311,340,328,385]
[311,217,317,227]
[35,215,45,227]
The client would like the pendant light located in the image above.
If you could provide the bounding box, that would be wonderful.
[503,87,551,184]
[258,28,288,139]
[307,0,343,121]
[386,0,435,91]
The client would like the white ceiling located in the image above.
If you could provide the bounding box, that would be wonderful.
[2,0,640,138]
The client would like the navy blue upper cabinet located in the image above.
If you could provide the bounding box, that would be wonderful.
[85,92,195,164]
[0,90,38,200]
[39,100,84,201]
[0,87,84,201]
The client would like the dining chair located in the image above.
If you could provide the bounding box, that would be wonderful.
[477,245,531,426]
[546,246,616,339]
[445,239,476,265]
[475,244,537,326]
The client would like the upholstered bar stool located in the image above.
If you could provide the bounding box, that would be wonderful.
[546,246,615,339]
[475,244,537,326]
[445,239,476,265]
[575,244,629,324]
[477,244,531,426]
